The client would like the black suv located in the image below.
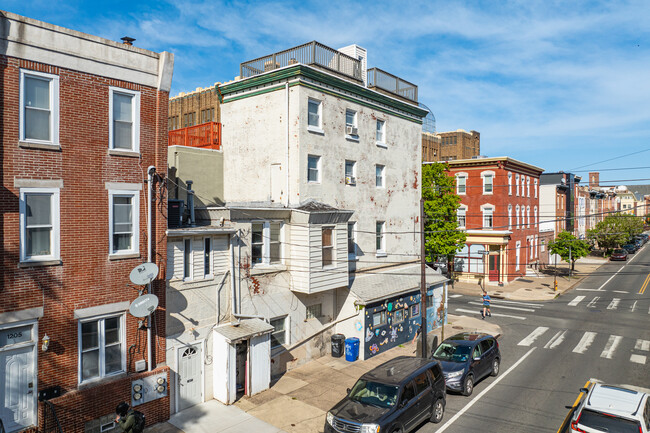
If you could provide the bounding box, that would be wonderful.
[431,333,500,396]
[325,357,446,433]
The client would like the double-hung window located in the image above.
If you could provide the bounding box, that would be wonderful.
[508,173,513,195]
[456,174,467,195]
[20,188,60,262]
[516,205,520,230]
[109,87,140,152]
[345,160,356,185]
[376,221,386,256]
[322,227,334,267]
[534,179,538,198]
[482,206,494,229]
[204,238,212,278]
[307,155,321,183]
[20,70,60,145]
[347,222,357,258]
[457,207,466,228]
[345,109,358,138]
[109,189,139,256]
[307,98,322,132]
[183,239,193,280]
[526,177,530,197]
[252,221,282,265]
[375,164,385,188]
[376,119,386,146]
[508,204,513,230]
[79,314,125,383]
[516,174,520,196]
[482,171,494,194]
[270,316,287,348]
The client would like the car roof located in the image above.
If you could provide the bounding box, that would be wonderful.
[361,356,438,385]
[445,332,493,344]
[585,384,647,417]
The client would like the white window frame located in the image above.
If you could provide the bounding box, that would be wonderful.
[19,69,60,146]
[481,204,494,229]
[345,160,356,185]
[183,238,193,281]
[109,87,140,153]
[516,174,520,196]
[19,187,61,262]
[252,221,283,266]
[307,98,323,133]
[78,313,126,385]
[345,109,358,139]
[515,241,521,271]
[526,177,530,197]
[322,226,335,268]
[270,316,288,348]
[481,171,495,195]
[375,164,385,188]
[508,172,513,195]
[108,189,140,257]
[376,221,386,257]
[516,205,520,230]
[535,206,538,228]
[527,206,531,228]
[307,155,321,183]
[203,237,213,279]
[508,204,512,230]
[376,119,386,147]
[456,172,468,195]
[457,206,467,229]
[534,179,538,198]
[347,222,357,259]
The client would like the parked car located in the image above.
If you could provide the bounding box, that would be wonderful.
[622,244,638,254]
[610,249,628,261]
[430,332,500,396]
[325,357,446,433]
[635,235,647,245]
[640,233,649,242]
[633,237,644,248]
[570,383,649,432]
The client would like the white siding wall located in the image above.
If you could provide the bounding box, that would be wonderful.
[308,223,348,293]
[212,332,235,404]
[249,334,271,396]
[539,184,556,235]
[290,223,310,291]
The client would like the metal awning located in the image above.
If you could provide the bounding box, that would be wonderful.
[349,264,447,306]
[213,319,274,344]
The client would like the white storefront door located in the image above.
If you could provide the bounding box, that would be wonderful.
[1,345,35,432]
[177,343,203,411]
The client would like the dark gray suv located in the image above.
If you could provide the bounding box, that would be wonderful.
[431,332,500,396]
[325,356,446,433]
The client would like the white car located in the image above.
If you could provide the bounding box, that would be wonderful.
[571,383,649,432]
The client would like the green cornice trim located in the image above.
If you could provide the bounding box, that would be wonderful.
[220,64,428,118]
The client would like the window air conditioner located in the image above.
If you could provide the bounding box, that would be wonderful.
[345,176,356,185]
[346,125,358,136]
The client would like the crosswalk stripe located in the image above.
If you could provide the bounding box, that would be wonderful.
[586,297,600,308]
[568,296,585,307]
[544,331,567,349]
[454,308,526,320]
[573,332,597,354]
[635,340,650,351]
[630,354,646,364]
[468,301,535,312]
[613,290,629,293]
[449,294,463,298]
[630,301,637,312]
[601,335,622,359]
[607,298,620,310]
[491,300,543,308]
[518,327,549,346]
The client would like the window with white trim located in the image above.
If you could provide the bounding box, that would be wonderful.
[345,160,356,185]
[482,206,494,229]
[376,221,386,255]
[20,188,60,262]
[508,172,513,195]
[270,316,287,348]
[183,239,192,280]
[516,205,520,230]
[456,174,467,195]
[526,206,530,228]
[204,237,212,278]
[375,164,385,188]
[515,241,521,271]
[508,204,512,230]
[345,109,358,137]
[79,314,125,383]
[20,69,59,145]
[307,98,322,131]
[376,119,386,145]
[307,155,321,183]
[109,190,139,255]
[481,171,494,194]
[322,226,334,267]
[252,221,282,265]
[534,179,538,198]
[534,206,538,228]
[516,174,520,196]
[526,177,530,197]
[457,206,466,228]
[347,222,357,258]
[109,87,140,152]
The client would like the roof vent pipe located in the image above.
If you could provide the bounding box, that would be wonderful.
[187,180,195,226]
[121,36,135,45]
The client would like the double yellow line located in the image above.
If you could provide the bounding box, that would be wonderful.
[640,273,650,295]
[557,380,591,433]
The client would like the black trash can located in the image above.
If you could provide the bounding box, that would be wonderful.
[331,333,345,358]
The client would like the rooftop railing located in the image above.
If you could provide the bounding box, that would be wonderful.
[240,41,362,82]
[367,68,418,103]
[169,122,221,150]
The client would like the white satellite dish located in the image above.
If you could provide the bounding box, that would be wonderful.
[129,294,159,318]
[129,262,159,286]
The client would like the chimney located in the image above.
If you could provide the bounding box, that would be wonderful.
[589,172,599,188]
[121,36,136,46]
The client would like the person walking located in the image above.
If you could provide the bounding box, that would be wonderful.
[481,290,491,319]
[115,402,136,433]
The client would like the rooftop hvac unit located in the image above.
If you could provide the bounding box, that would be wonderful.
[168,200,184,228]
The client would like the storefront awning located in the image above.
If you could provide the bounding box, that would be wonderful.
[349,264,447,306]
[213,318,274,344]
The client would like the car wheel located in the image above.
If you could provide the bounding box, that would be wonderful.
[462,375,474,396]
[491,358,500,377]
[430,398,444,423]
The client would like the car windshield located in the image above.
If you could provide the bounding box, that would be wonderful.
[578,409,641,433]
[613,249,625,254]
[348,380,399,409]
[432,342,471,362]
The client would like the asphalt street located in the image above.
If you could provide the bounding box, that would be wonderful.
[415,243,650,433]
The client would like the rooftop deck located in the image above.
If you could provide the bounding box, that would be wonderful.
[169,122,221,150]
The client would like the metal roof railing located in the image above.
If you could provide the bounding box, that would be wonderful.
[367,67,418,102]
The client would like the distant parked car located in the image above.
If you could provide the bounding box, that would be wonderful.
[431,333,500,396]
[610,249,628,261]
[570,383,649,432]
[622,244,638,254]
[325,356,447,433]
[635,235,647,245]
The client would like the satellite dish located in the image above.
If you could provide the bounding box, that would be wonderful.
[129,262,159,286]
[129,294,159,318]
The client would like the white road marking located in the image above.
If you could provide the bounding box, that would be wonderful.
[454,308,526,320]
[518,327,549,346]
[595,266,625,291]
[544,331,567,349]
[600,335,622,359]
[630,354,646,364]
[586,297,600,308]
[435,347,537,433]
[449,294,463,298]
[491,299,544,308]
[573,332,597,354]
[630,301,637,313]
[613,290,629,294]
[467,301,535,312]
[635,340,650,351]
[607,298,620,310]
[568,296,585,307]
[576,288,602,291]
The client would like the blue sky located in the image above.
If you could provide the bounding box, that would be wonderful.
[7,1,650,186]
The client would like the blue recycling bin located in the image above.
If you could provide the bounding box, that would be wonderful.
[345,337,360,362]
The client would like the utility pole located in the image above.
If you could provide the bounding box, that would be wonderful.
[568,244,572,281]
[419,198,428,358]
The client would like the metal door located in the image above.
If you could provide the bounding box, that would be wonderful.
[488,254,499,282]
[0,346,35,432]
[177,343,203,411]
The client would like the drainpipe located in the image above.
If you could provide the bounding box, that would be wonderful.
[237,229,242,314]
[285,82,290,206]
[147,165,156,372]
[187,180,195,226]
[230,233,237,321]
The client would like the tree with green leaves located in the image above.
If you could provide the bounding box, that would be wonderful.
[548,231,591,271]
[587,213,644,252]
[422,163,466,267]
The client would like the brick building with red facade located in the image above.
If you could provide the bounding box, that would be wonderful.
[0,11,173,433]
[446,157,543,285]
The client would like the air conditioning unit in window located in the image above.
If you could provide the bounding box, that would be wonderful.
[345,176,356,185]
[346,125,358,136]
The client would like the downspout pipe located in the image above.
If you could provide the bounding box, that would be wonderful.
[230,233,237,320]
[285,82,290,207]
[146,165,156,372]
